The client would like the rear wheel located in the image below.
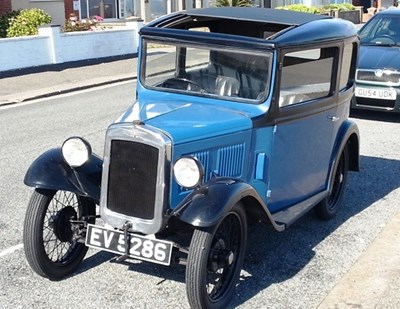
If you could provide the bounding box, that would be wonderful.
[23,189,95,280]
[315,147,349,220]
[186,204,247,309]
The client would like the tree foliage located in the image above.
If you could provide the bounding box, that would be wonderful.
[214,0,252,7]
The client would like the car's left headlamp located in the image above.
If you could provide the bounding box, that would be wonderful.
[173,157,204,189]
[61,137,92,167]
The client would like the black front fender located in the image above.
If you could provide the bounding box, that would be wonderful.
[172,177,281,229]
[24,148,102,204]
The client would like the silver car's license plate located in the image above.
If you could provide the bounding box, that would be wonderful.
[85,224,173,265]
[355,86,396,100]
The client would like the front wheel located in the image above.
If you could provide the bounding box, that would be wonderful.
[186,203,247,309]
[315,147,349,220]
[23,189,95,280]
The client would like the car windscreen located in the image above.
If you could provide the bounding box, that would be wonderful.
[141,38,272,103]
[359,14,400,46]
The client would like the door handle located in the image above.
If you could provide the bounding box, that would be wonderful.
[327,115,340,122]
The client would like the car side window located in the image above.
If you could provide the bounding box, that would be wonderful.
[339,43,357,91]
[279,47,336,107]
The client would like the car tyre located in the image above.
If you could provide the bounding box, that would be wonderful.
[23,189,95,280]
[315,147,349,220]
[185,203,247,309]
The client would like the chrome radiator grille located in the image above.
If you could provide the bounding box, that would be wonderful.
[356,69,400,85]
[107,140,159,220]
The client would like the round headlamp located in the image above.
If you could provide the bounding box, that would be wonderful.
[61,137,92,167]
[173,157,203,189]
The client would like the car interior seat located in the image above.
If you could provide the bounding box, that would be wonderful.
[215,76,240,96]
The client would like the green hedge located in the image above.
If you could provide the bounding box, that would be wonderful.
[323,3,356,11]
[276,3,356,14]
[275,4,322,14]
[6,8,51,37]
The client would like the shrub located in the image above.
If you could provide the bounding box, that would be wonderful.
[7,8,51,37]
[275,4,321,14]
[0,10,20,38]
[62,15,103,32]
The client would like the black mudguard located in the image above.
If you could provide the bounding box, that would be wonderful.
[172,177,281,230]
[24,148,103,204]
[328,120,360,190]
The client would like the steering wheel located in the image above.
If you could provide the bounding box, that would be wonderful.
[162,77,208,93]
[370,35,396,45]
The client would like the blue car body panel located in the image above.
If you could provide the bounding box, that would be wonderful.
[144,102,253,145]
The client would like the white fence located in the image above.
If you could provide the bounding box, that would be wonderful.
[0,21,143,72]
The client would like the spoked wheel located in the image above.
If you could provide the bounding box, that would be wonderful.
[23,189,95,280]
[315,147,349,220]
[186,203,247,309]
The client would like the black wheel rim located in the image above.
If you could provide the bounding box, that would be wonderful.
[43,191,81,263]
[328,153,345,210]
[206,213,243,302]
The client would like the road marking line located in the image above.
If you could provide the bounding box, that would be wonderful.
[0,243,23,258]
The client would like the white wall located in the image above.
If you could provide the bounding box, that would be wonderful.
[0,21,142,72]
[60,29,136,62]
[0,35,51,71]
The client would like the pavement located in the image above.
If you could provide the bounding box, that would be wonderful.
[0,56,138,106]
[1,56,399,308]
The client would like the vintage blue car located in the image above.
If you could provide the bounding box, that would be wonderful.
[23,7,360,309]
[353,9,400,113]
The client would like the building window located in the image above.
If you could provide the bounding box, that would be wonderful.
[120,0,137,18]
[80,0,118,19]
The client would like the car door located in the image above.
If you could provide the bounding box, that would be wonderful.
[267,46,340,213]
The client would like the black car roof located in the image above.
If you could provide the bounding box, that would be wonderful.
[147,7,330,28]
[142,7,357,48]
[184,7,330,25]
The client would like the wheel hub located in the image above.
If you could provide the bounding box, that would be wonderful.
[208,238,235,272]
[52,206,77,242]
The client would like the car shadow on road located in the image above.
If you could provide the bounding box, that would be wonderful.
[75,251,116,276]
[73,155,400,307]
[77,250,188,285]
[231,154,400,307]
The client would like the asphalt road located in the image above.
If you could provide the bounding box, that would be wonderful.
[0,82,399,309]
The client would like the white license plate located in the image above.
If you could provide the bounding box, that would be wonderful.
[85,224,173,265]
[355,87,396,100]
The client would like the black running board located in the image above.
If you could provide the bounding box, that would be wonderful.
[271,190,329,228]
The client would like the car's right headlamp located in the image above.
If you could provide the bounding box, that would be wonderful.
[173,157,204,189]
[61,137,92,167]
